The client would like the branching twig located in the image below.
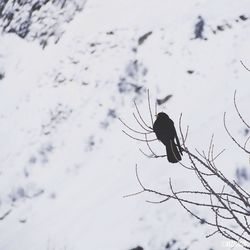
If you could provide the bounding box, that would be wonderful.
[223,112,250,154]
[121,91,250,248]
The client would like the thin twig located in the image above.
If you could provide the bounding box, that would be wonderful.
[119,117,152,135]
[133,113,152,133]
[213,148,226,161]
[234,90,250,129]
[123,190,145,198]
[147,89,154,128]
[240,60,250,72]
[155,101,158,117]
[223,112,250,154]
[134,100,152,130]
[244,136,250,150]
[122,130,157,142]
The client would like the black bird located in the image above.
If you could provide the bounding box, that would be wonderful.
[153,112,182,163]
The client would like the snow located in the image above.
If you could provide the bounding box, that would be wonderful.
[0,0,250,249]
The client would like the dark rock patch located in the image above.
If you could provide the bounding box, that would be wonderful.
[157,94,173,105]
[138,31,153,45]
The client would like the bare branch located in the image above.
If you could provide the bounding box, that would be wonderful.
[234,90,250,129]
[122,90,250,248]
[206,230,219,238]
[119,117,152,135]
[154,101,158,117]
[147,89,154,128]
[212,148,226,161]
[134,100,153,130]
[123,190,145,198]
[223,112,250,154]
[244,135,250,150]
[133,113,152,133]
[122,130,157,142]
[241,60,250,72]
[183,125,189,145]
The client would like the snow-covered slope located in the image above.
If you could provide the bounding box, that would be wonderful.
[0,0,250,249]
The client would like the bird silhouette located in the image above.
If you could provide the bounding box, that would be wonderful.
[153,112,182,163]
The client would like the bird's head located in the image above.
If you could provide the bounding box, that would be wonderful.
[156,112,169,119]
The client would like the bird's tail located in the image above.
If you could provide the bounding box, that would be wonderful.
[166,140,182,163]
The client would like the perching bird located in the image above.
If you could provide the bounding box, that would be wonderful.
[153,112,182,163]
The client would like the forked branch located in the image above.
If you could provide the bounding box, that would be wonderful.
[121,91,250,248]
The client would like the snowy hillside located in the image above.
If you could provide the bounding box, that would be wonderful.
[0,0,250,249]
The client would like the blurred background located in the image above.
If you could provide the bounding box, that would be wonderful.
[0,0,250,249]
